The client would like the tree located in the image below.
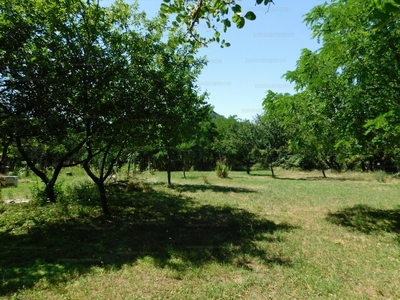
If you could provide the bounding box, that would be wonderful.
[146,45,209,185]
[259,92,292,176]
[276,0,400,173]
[0,0,88,202]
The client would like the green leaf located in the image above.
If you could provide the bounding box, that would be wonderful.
[231,5,241,14]
[244,11,256,21]
[384,3,400,13]
[256,0,263,4]
[236,17,245,29]
[223,18,231,27]
[160,3,169,13]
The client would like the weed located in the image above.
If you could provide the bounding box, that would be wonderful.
[215,160,230,178]
[373,170,387,183]
[202,175,210,184]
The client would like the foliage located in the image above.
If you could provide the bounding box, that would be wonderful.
[215,160,230,178]
[31,183,66,206]
[159,0,273,47]
[263,0,400,174]
[0,0,209,214]
[201,174,210,184]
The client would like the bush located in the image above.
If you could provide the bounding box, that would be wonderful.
[31,183,66,206]
[65,181,99,205]
[202,175,210,184]
[125,178,151,193]
[251,163,264,171]
[215,160,230,178]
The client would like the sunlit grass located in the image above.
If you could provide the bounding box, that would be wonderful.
[1,167,400,299]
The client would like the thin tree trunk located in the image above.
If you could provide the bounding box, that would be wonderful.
[167,150,172,185]
[361,160,366,172]
[98,180,110,216]
[182,152,186,178]
[83,162,110,215]
[127,154,132,178]
[270,161,275,178]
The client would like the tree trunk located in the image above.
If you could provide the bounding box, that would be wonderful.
[182,153,186,178]
[98,180,110,216]
[83,162,110,215]
[322,169,326,178]
[246,160,250,175]
[270,161,275,178]
[127,154,132,178]
[167,150,172,185]
[44,181,56,203]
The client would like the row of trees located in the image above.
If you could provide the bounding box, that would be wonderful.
[261,0,400,175]
[143,0,400,177]
[135,113,286,178]
[0,0,210,214]
[2,0,399,214]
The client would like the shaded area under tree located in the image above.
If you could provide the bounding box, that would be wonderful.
[0,189,295,296]
[326,204,400,235]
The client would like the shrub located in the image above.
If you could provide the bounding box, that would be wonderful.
[65,181,99,205]
[215,160,230,178]
[251,163,264,171]
[202,175,210,184]
[31,183,66,206]
[125,178,151,193]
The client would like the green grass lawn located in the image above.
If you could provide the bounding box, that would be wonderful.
[1,168,399,299]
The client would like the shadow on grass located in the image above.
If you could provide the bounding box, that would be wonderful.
[327,204,400,234]
[273,176,353,181]
[248,173,274,177]
[170,184,256,194]
[0,190,295,296]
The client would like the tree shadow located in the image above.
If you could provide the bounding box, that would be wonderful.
[273,176,351,181]
[0,190,295,296]
[170,184,256,194]
[326,204,400,235]
[248,173,274,177]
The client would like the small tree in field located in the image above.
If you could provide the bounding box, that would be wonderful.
[215,159,230,178]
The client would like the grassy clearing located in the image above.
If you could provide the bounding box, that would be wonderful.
[1,168,399,299]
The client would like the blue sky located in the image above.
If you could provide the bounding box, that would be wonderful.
[102,0,325,120]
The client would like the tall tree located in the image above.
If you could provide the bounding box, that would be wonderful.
[0,0,87,202]
[278,0,400,172]
[149,46,209,185]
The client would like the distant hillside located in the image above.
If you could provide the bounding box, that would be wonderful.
[210,111,222,118]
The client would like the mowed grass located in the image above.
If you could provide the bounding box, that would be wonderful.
[1,168,400,299]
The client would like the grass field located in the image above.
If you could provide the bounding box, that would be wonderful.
[1,168,399,299]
